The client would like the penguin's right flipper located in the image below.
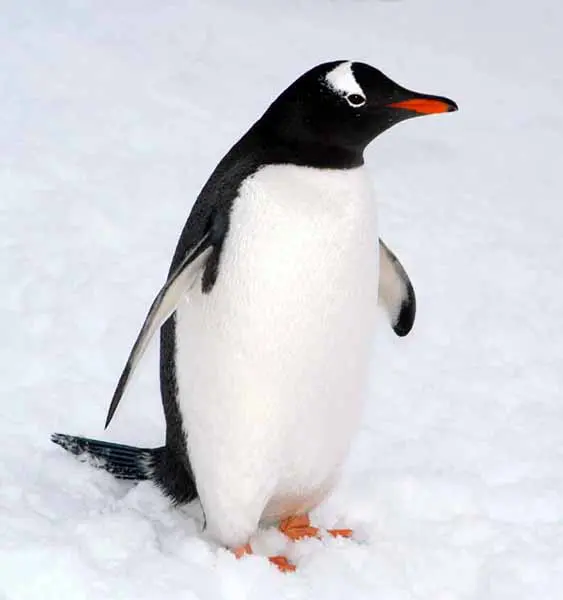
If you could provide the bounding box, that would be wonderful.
[104,233,214,428]
[51,433,163,480]
[378,239,416,337]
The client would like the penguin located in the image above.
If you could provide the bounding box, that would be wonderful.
[52,61,456,571]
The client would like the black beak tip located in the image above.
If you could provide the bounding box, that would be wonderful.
[446,98,459,113]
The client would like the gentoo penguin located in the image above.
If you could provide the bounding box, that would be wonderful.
[53,61,456,571]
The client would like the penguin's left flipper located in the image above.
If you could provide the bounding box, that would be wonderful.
[378,239,416,337]
[104,233,214,428]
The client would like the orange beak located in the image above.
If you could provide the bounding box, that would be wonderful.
[388,98,458,115]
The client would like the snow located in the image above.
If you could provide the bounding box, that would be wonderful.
[1,0,562,598]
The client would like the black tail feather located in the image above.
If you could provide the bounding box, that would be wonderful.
[51,433,163,481]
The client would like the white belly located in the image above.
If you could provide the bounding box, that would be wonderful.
[175,164,379,546]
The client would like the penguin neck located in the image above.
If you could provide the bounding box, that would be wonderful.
[245,122,365,170]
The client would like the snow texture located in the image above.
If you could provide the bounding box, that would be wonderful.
[1,0,562,598]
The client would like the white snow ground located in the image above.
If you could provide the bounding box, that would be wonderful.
[1,0,563,598]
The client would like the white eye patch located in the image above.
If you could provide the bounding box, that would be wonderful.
[325,61,366,103]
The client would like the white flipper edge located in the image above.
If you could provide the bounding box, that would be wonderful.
[378,239,416,337]
[105,237,213,427]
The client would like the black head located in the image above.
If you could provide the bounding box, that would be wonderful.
[255,61,458,168]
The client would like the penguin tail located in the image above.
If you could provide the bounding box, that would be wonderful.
[51,433,163,481]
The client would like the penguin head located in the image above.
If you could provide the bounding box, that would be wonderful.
[258,61,457,166]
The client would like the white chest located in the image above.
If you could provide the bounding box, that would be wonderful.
[175,164,380,545]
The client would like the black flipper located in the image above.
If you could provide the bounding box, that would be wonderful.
[378,239,416,337]
[51,433,164,481]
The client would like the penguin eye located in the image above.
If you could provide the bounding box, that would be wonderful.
[346,93,366,108]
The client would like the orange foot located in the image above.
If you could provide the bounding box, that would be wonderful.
[327,528,353,538]
[269,555,297,573]
[233,543,252,559]
[278,514,320,541]
[232,543,296,573]
[279,514,354,541]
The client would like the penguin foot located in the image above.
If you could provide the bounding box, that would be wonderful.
[327,528,353,538]
[278,514,320,540]
[279,514,354,541]
[268,555,297,573]
[233,543,296,573]
[233,543,252,559]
